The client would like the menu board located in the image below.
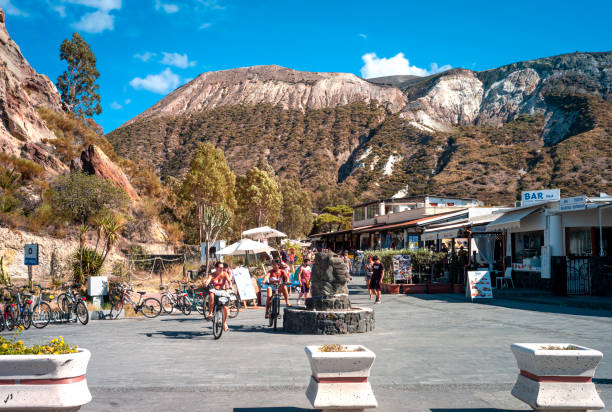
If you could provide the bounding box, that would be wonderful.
[467,271,493,300]
[232,266,257,300]
[392,255,412,282]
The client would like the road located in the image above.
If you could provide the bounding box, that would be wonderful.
[18,278,612,411]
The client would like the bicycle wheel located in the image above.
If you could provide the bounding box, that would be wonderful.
[160,294,174,314]
[212,306,223,340]
[0,308,4,332]
[195,296,205,315]
[32,302,51,329]
[21,309,32,330]
[229,296,240,319]
[109,299,124,319]
[4,306,15,331]
[272,297,279,331]
[141,298,162,318]
[181,297,192,315]
[76,301,89,325]
[56,293,68,312]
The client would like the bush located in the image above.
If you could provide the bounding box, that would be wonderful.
[48,172,129,225]
[72,247,104,284]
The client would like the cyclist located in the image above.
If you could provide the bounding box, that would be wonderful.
[203,261,231,331]
[264,260,291,318]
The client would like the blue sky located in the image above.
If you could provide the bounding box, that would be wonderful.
[2,0,611,132]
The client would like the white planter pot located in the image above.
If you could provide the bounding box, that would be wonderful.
[511,343,605,411]
[305,345,377,411]
[0,348,92,411]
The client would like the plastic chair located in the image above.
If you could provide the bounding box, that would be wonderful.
[496,267,515,289]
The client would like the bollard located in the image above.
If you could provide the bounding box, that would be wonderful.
[510,343,605,412]
[305,345,377,412]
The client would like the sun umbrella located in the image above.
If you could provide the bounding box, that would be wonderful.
[242,226,287,241]
[217,238,276,256]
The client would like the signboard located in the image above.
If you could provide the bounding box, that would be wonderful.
[521,189,560,206]
[408,235,419,251]
[560,195,586,211]
[392,255,412,282]
[232,266,257,300]
[512,259,541,272]
[467,271,493,300]
[201,240,226,263]
[24,244,39,266]
[540,246,550,279]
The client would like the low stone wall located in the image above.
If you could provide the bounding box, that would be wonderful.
[0,227,122,283]
[283,307,374,334]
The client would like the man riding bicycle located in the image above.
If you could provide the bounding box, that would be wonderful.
[263,260,291,318]
[203,262,231,331]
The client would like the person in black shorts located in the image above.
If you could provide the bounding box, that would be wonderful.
[370,255,384,304]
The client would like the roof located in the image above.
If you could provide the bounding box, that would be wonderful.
[355,211,463,233]
[351,195,480,208]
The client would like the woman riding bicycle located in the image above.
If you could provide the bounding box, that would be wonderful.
[263,260,291,318]
[203,262,231,331]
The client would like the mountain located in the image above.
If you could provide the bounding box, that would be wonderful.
[108,53,612,207]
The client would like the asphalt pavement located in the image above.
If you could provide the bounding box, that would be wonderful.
[16,277,612,411]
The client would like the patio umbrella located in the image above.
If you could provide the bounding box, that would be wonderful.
[217,238,276,267]
[242,226,287,242]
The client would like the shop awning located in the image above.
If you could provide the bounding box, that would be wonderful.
[486,207,540,231]
[422,222,469,240]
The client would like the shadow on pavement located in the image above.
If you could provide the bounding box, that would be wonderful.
[234,409,316,412]
[159,317,205,322]
[406,293,612,318]
[143,330,211,339]
[430,410,524,412]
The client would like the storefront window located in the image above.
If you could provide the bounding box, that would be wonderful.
[567,227,592,257]
[366,204,379,219]
[512,231,544,271]
[354,207,365,221]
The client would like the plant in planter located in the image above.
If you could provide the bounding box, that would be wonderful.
[510,343,605,411]
[305,344,377,411]
[0,329,92,411]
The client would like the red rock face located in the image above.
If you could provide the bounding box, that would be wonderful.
[20,143,69,175]
[78,144,139,201]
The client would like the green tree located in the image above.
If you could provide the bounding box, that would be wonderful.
[181,143,236,244]
[235,167,282,230]
[56,32,102,117]
[279,179,313,238]
[48,172,129,225]
[313,205,353,233]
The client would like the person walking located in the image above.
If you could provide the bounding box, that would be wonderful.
[365,255,374,300]
[370,255,384,304]
[296,258,312,305]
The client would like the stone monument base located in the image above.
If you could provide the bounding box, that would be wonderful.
[283,307,374,334]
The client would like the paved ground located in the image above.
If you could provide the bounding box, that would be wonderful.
[16,278,612,412]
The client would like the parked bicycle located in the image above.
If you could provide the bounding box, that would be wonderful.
[4,286,32,330]
[30,284,53,329]
[109,283,162,319]
[55,283,89,325]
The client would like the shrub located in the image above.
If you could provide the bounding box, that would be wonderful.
[0,332,78,355]
[364,248,446,283]
[72,247,104,284]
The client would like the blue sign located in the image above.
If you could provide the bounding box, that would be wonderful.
[24,244,39,266]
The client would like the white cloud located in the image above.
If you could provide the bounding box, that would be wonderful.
[358,33,367,39]
[154,0,179,13]
[160,52,196,69]
[124,99,131,104]
[66,0,121,33]
[52,5,67,17]
[110,101,123,109]
[360,52,451,79]
[198,22,212,30]
[130,68,181,94]
[73,9,115,33]
[0,0,29,16]
[134,51,156,62]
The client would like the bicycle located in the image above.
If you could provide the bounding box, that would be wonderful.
[204,288,239,319]
[265,282,286,331]
[56,283,89,325]
[4,286,32,330]
[181,283,206,315]
[109,284,162,319]
[30,284,53,329]
[159,281,181,314]
[209,291,231,340]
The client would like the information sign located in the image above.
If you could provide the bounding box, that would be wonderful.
[232,266,257,300]
[521,189,560,206]
[24,244,39,266]
[392,255,412,282]
[560,195,586,211]
[467,270,493,300]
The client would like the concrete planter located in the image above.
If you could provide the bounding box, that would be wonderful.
[381,283,400,294]
[511,343,604,411]
[305,345,377,411]
[0,349,92,411]
[427,283,452,293]
[402,284,426,294]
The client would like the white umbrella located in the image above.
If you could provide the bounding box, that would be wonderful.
[217,238,276,256]
[242,226,287,241]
